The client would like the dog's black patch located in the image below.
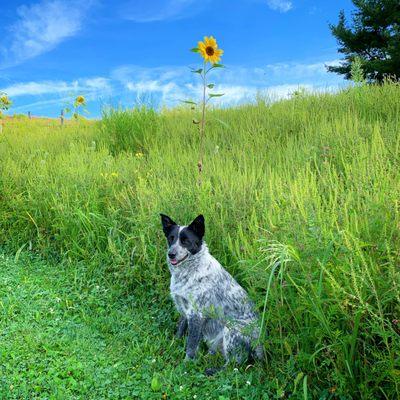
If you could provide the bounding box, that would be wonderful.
[160,214,177,237]
[179,215,205,255]
[160,214,205,255]
[188,214,205,238]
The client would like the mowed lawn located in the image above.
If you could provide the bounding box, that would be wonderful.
[0,253,269,400]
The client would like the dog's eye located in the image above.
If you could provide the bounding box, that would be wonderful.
[181,238,189,245]
[169,235,175,242]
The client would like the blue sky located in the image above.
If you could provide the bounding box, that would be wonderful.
[0,0,354,117]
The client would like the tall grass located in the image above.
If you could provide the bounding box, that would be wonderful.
[0,84,399,398]
[99,106,158,154]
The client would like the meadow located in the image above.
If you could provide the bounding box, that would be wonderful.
[0,83,399,399]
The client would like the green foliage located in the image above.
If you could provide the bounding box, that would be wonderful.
[351,56,366,84]
[328,0,400,82]
[0,84,399,398]
[290,86,309,99]
[97,106,158,154]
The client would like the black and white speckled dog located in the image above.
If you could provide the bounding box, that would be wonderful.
[160,214,263,375]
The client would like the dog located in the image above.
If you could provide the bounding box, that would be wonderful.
[160,213,263,375]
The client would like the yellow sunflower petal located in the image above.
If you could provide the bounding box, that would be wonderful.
[207,36,217,48]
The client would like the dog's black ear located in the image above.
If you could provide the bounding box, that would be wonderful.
[160,214,177,236]
[188,214,205,239]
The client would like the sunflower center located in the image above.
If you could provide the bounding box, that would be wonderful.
[205,46,215,56]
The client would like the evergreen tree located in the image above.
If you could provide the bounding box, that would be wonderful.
[327,0,400,82]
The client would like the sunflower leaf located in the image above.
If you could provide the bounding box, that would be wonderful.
[212,63,225,68]
[190,47,200,53]
[207,84,215,89]
[191,68,203,74]
[180,100,197,105]
[213,118,230,128]
[209,93,225,98]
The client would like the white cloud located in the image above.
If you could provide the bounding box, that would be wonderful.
[267,0,293,13]
[2,77,111,97]
[263,59,341,80]
[3,58,345,114]
[10,96,72,112]
[82,77,112,91]
[4,81,76,97]
[119,0,203,22]
[1,0,94,67]
[110,60,344,107]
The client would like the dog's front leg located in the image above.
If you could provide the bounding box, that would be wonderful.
[185,314,203,360]
[176,315,188,338]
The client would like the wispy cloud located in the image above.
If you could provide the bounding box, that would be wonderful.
[111,59,343,106]
[3,77,111,98]
[1,0,94,68]
[263,59,341,81]
[4,59,345,114]
[267,0,293,13]
[119,0,204,22]
[7,77,112,113]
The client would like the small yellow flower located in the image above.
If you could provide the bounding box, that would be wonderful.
[110,172,119,178]
[0,95,11,107]
[75,95,86,106]
[135,152,144,158]
[197,36,223,64]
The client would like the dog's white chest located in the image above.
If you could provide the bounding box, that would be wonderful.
[170,275,200,316]
[171,292,191,315]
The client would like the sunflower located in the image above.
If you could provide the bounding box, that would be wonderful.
[0,95,11,107]
[75,95,86,106]
[198,36,223,64]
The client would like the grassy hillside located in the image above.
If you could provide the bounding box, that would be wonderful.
[0,84,399,399]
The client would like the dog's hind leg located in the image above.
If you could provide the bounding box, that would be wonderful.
[222,327,248,365]
[204,328,246,376]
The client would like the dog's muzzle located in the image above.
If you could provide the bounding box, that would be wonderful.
[169,254,189,266]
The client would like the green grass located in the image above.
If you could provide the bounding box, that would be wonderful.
[0,253,271,399]
[0,83,399,398]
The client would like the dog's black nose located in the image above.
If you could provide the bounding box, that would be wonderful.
[168,251,176,259]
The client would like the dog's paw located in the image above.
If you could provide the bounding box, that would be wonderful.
[175,331,186,339]
[184,355,196,363]
[204,367,221,376]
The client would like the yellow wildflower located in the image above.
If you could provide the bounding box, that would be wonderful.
[0,95,12,108]
[197,36,223,64]
[75,95,86,106]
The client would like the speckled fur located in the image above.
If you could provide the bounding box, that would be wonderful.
[162,216,263,370]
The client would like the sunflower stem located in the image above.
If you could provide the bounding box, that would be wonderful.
[198,60,207,185]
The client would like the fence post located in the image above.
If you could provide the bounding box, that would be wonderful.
[60,109,64,127]
[28,111,31,119]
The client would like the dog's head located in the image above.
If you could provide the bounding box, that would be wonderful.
[160,214,205,266]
